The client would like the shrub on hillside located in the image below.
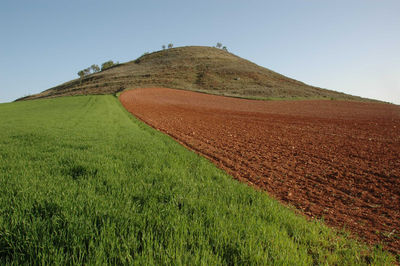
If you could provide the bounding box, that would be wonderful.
[83,67,91,75]
[77,67,91,78]
[216,43,228,51]
[77,70,85,78]
[101,60,117,71]
[91,64,100,73]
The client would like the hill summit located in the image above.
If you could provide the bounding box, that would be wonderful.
[19,46,367,101]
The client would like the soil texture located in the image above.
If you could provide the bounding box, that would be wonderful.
[120,87,400,254]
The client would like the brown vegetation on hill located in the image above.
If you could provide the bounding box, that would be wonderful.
[18,46,372,101]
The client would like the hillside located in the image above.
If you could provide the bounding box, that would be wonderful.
[18,46,370,101]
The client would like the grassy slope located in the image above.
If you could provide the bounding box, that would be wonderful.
[0,96,393,264]
[19,46,374,102]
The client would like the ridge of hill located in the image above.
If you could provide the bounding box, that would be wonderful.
[18,46,371,101]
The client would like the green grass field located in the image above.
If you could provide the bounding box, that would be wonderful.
[0,95,394,265]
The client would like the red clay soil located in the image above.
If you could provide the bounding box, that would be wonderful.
[120,87,400,254]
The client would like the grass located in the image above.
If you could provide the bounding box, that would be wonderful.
[0,95,394,265]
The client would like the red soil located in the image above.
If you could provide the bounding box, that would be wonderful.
[120,87,400,254]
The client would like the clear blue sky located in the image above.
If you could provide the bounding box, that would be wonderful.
[1,0,399,104]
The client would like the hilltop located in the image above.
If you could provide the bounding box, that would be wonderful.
[18,46,370,101]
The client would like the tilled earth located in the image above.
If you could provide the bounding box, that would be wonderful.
[120,87,400,254]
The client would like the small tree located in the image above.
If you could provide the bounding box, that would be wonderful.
[162,45,166,50]
[101,60,115,71]
[168,43,173,49]
[216,42,222,48]
[90,64,100,73]
[77,70,85,78]
[222,46,228,51]
[84,67,91,75]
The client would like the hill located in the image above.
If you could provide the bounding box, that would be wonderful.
[18,46,371,101]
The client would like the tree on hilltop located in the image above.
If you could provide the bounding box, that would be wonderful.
[216,42,222,48]
[91,64,100,73]
[77,70,85,79]
[77,67,91,78]
[77,61,117,79]
[101,60,116,71]
[83,67,91,75]
[168,43,173,49]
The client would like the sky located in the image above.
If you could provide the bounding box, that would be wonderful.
[0,0,399,104]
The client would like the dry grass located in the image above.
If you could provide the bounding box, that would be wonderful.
[19,46,373,102]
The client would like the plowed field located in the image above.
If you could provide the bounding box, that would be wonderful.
[120,88,400,254]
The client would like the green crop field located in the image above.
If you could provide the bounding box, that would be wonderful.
[0,96,394,264]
